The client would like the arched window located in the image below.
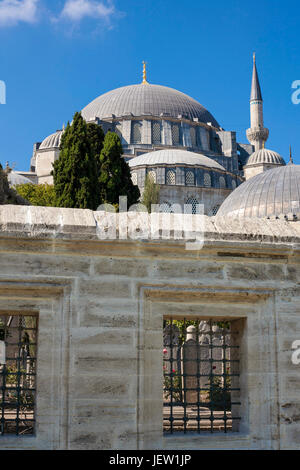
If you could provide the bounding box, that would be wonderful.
[211,205,220,216]
[147,170,157,183]
[185,170,195,186]
[131,172,138,185]
[190,127,196,147]
[186,197,200,215]
[132,121,142,144]
[219,176,226,189]
[166,169,176,185]
[152,121,161,144]
[171,124,180,145]
[203,173,211,187]
[159,202,172,213]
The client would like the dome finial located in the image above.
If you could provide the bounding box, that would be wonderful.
[289,145,294,164]
[253,52,256,64]
[142,61,148,84]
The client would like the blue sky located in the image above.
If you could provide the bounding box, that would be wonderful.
[0,0,300,171]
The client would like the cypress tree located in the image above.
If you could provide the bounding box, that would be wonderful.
[86,122,105,162]
[141,175,160,213]
[53,112,100,210]
[98,132,140,207]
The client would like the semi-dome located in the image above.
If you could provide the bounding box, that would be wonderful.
[81,83,220,127]
[128,149,226,170]
[39,130,63,150]
[246,148,286,166]
[216,163,300,219]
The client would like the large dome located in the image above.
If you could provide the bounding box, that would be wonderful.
[216,163,300,219]
[129,149,226,170]
[81,83,220,127]
[39,130,63,150]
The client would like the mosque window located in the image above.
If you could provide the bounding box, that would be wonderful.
[196,127,203,148]
[171,124,180,146]
[0,313,38,436]
[152,121,161,145]
[166,169,176,185]
[185,171,195,186]
[159,202,172,213]
[190,127,196,147]
[186,196,200,215]
[132,121,142,144]
[203,173,211,187]
[211,205,221,216]
[131,172,138,185]
[147,170,157,183]
[219,176,226,189]
[163,318,241,434]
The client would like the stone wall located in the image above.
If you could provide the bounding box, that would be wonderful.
[0,205,299,449]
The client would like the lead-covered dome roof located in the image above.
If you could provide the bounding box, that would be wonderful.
[128,149,226,170]
[216,164,300,219]
[246,148,286,166]
[81,83,220,127]
[39,130,63,150]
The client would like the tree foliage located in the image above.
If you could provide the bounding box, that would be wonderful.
[141,175,160,213]
[0,164,27,205]
[15,183,56,207]
[98,132,140,207]
[52,112,100,210]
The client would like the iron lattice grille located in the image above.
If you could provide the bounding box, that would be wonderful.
[132,121,142,144]
[185,171,195,186]
[0,314,38,436]
[219,176,226,189]
[166,169,176,185]
[152,121,161,144]
[163,318,241,434]
[171,124,180,145]
[185,197,199,215]
[203,173,212,187]
[131,172,138,185]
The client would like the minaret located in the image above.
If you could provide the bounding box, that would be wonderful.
[246,53,269,151]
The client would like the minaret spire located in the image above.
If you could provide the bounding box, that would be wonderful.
[246,53,269,151]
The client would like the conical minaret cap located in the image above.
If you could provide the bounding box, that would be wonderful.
[250,53,263,101]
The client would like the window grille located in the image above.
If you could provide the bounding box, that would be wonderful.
[190,127,196,147]
[152,121,161,144]
[0,314,38,436]
[147,170,157,183]
[219,176,226,189]
[163,318,241,434]
[166,169,176,185]
[171,124,180,145]
[185,171,195,186]
[211,205,220,216]
[132,121,142,144]
[203,173,211,188]
[186,197,199,215]
[159,202,172,213]
[131,172,138,185]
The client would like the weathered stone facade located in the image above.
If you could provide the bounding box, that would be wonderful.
[0,205,299,449]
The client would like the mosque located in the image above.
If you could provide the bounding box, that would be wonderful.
[11,55,295,218]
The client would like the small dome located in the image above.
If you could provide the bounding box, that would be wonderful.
[81,83,220,127]
[128,149,226,171]
[39,130,63,150]
[246,148,285,166]
[7,171,33,186]
[216,164,300,219]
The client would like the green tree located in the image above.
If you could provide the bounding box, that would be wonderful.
[141,175,160,213]
[15,183,56,207]
[86,122,105,161]
[0,164,27,205]
[53,112,100,210]
[98,132,140,207]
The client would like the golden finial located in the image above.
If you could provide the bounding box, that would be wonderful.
[253,52,256,64]
[142,61,148,84]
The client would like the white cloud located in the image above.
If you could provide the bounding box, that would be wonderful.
[60,0,115,22]
[0,0,39,27]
